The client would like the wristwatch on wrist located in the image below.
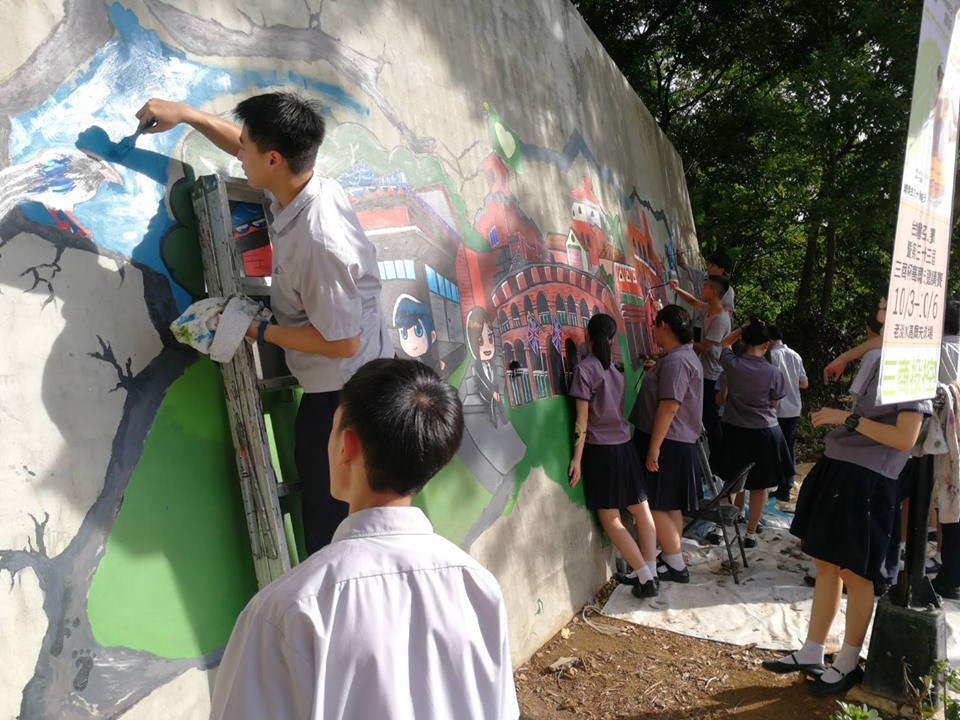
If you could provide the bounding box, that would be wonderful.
[844,413,861,433]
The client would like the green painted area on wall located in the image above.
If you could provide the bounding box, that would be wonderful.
[414,391,588,544]
[87,358,257,658]
[413,453,490,544]
[621,333,643,421]
[159,173,204,301]
[509,396,584,509]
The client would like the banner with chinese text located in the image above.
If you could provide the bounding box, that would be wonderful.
[880,0,960,403]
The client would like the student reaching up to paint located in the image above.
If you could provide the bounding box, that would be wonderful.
[569,314,660,598]
[136,94,393,556]
[669,275,731,459]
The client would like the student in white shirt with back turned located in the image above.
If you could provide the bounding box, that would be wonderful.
[210,359,519,720]
[767,326,808,502]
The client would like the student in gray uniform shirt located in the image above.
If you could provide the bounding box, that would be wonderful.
[716,320,793,548]
[670,275,731,458]
[675,248,735,331]
[570,314,660,598]
[137,93,393,554]
[765,328,931,697]
[630,305,704,585]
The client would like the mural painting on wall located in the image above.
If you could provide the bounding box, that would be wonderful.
[0,2,683,717]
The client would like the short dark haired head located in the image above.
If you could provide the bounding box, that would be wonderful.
[655,304,694,344]
[866,314,884,335]
[706,251,733,274]
[337,359,464,496]
[234,92,325,174]
[742,317,770,347]
[767,325,783,341]
[945,299,960,335]
[706,274,730,297]
[587,313,618,369]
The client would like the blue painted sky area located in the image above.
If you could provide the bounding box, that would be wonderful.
[9,2,368,310]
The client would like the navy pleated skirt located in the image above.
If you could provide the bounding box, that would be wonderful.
[633,431,701,513]
[717,423,793,491]
[790,456,901,584]
[581,440,647,510]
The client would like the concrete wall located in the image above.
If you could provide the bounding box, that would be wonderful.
[0,0,698,717]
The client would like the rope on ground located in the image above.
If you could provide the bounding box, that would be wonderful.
[581,604,622,635]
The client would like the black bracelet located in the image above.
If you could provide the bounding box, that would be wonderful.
[256,320,269,347]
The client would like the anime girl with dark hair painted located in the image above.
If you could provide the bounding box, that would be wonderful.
[458,305,526,550]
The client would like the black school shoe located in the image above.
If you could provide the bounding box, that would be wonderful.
[809,665,864,696]
[761,653,825,677]
[631,578,660,598]
[614,571,641,587]
[656,561,691,584]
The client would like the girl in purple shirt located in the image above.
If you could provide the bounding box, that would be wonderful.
[569,314,660,598]
[717,321,793,548]
[630,305,704,584]
[763,336,930,696]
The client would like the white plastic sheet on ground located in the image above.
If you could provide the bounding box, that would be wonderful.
[602,507,960,664]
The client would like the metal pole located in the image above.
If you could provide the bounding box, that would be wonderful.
[864,443,946,702]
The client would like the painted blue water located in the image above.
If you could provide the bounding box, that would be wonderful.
[8,2,368,310]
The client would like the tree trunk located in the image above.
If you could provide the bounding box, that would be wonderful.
[819,222,837,316]
[796,223,820,310]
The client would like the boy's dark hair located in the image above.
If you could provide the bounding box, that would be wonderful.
[706,274,730,297]
[337,359,464,496]
[234,92,325,174]
[742,317,770,347]
[945,299,960,335]
[706,251,733,274]
[767,325,783,341]
[587,313,618,369]
[655,304,694,344]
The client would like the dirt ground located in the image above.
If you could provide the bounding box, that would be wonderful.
[514,584,843,719]
[515,463,847,720]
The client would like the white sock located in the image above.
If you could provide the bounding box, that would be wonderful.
[746,531,758,541]
[661,552,684,571]
[646,561,657,577]
[783,638,824,666]
[820,643,861,683]
[634,565,655,583]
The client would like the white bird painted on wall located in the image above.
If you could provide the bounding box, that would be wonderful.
[0,148,122,237]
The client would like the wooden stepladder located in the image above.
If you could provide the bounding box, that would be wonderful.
[191,173,302,588]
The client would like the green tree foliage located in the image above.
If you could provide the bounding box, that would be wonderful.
[574,0,958,330]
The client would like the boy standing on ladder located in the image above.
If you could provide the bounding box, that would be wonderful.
[136,93,393,555]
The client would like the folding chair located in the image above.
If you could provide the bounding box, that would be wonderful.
[694,427,722,497]
[682,454,756,585]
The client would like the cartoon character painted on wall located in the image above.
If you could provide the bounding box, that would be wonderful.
[457,306,527,550]
[393,293,445,374]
